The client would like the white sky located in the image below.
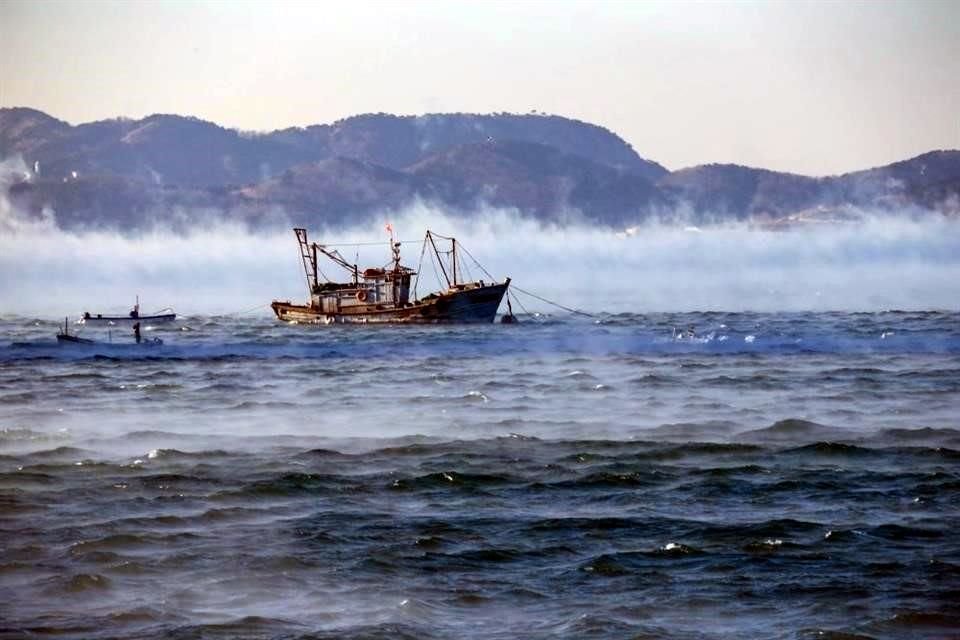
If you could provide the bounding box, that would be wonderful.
[1,0,958,175]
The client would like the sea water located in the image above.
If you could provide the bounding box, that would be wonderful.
[1,312,958,639]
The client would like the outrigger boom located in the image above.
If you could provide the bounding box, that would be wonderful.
[271,228,510,324]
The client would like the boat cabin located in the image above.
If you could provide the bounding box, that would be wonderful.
[309,266,414,313]
[299,229,416,313]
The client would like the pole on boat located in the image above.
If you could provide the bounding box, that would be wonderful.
[426,231,451,288]
[452,238,457,286]
[294,228,320,292]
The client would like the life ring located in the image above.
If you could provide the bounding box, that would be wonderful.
[356,289,368,302]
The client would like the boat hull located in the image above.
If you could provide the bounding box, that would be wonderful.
[56,336,164,347]
[57,334,96,345]
[80,314,176,326]
[272,282,509,324]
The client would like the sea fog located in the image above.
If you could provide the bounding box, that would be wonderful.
[1,202,959,315]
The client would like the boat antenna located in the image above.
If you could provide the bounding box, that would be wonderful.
[386,222,402,272]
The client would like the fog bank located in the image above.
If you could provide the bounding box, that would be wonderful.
[1,199,958,315]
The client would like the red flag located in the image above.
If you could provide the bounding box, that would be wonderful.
[385,223,393,235]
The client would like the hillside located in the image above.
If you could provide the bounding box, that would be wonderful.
[1,107,958,230]
[406,140,664,224]
[658,150,960,224]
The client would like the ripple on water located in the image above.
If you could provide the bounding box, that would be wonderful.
[1,312,958,639]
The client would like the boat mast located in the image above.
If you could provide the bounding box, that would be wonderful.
[426,231,452,288]
[294,228,318,292]
[452,238,457,286]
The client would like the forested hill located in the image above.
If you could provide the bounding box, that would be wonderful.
[2,107,957,230]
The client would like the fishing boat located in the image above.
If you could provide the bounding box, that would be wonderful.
[56,316,164,347]
[271,228,510,324]
[56,317,95,345]
[80,297,176,326]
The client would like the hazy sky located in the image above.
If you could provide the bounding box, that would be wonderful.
[1,0,958,175]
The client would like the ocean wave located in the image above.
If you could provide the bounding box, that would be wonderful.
[390,471,516,491]
[781,442,879,457]
[2,310,958,639]
[3,311,960,364]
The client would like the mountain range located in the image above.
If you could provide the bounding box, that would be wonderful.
[2,107,958,231]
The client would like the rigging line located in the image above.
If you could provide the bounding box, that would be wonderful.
[315,239,419,248]
[429,244,443,290]
[461,259,474,284]
[457,245,495,281]
[511,285,597,318]
[414,236,428,300]
[172,303,269,320]
[223,303,271,316]
[507,291,537,320]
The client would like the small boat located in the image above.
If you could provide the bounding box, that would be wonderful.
[57,337,164,348]
[56,317,95,344]
[56,316,164,347]
[271,228,510,324]
[80,297,176,325]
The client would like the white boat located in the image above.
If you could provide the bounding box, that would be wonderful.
[80,297,176,326]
